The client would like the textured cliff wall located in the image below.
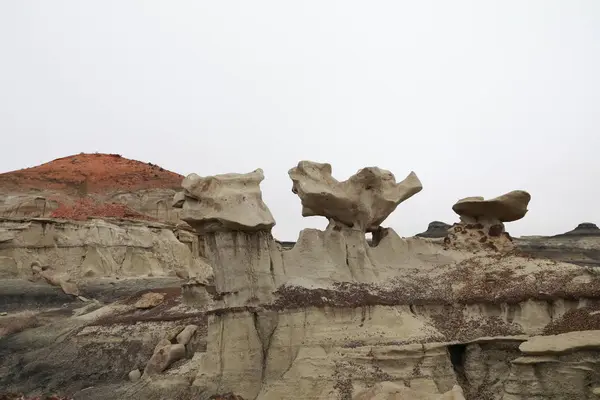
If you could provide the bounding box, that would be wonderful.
[0,217,211,286]
[2,160,600,400]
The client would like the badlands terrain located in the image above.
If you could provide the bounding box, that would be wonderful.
[0,153,599,400]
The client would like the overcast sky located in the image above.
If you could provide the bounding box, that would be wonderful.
[1,1,599,240]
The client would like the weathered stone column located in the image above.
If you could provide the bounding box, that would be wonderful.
[174,168,282,305]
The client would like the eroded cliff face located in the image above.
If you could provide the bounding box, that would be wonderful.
[177,225,600,400]
[0,217,212,305]
[2,161,600,400]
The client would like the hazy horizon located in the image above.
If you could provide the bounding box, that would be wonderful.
[1,1,599,240]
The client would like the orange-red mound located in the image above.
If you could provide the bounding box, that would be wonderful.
[0,153,184,194]
[50,198,156,221]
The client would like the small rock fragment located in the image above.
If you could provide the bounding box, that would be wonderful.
[135,292,165,309]
[128,369,141,382]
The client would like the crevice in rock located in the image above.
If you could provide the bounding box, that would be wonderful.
[448,344,468,388]
[252,311,278,385]
[409,304,417,316]
[251,312,265,383]
[269,256,275,285]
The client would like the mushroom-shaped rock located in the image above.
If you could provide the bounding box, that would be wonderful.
[445,190,531,253]
[177,169,275,233]
[288,161,422,232]
[452,190,531,223]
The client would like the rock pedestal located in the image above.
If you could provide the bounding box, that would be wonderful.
[445,190,531,252]
[174,168,279,305]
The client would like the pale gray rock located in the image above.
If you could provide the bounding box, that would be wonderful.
[128,369,141,382]
[176,324,198,345]
[0,218,212,281]
[0,229,15,243]
[288,161,422,232]
[179,169,275,233]
[144,341,186,375]
[452,190,531,223]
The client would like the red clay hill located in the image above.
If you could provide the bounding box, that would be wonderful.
[0,153,184,194]
[0,153,185,221]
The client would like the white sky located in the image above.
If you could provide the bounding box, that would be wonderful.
[1,1,599,240]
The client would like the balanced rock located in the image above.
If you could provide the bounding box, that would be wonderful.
[176,169,275,233]
[446,190,531,253]
[452,190,531,223]
[288,161,422,232]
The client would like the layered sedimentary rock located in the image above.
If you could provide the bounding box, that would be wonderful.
[2,162,600,400]
[175,169,275,233]
[445,190,531,252]
[555,222,600,237]
[0,217,211,283]
[516,222,600,267]
[288,161,422,232]
[0,189,183,223]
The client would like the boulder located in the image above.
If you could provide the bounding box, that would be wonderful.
[176,324,198,345]
[144,340,186,375]
[452,190,531,223]
[179,169,275,233]
[288,161,422,232]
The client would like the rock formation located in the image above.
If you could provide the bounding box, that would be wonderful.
[175,169,275,233]
[451,190,531,223]
[416,221,451,238]
[288,161,422,231]
[2,161,600,400]
[0,153,184,223]
[445,190,531,252]
[172,168,279,305]
[555,222,600,237]
[516,221,600,266]
[0,218,211,282]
